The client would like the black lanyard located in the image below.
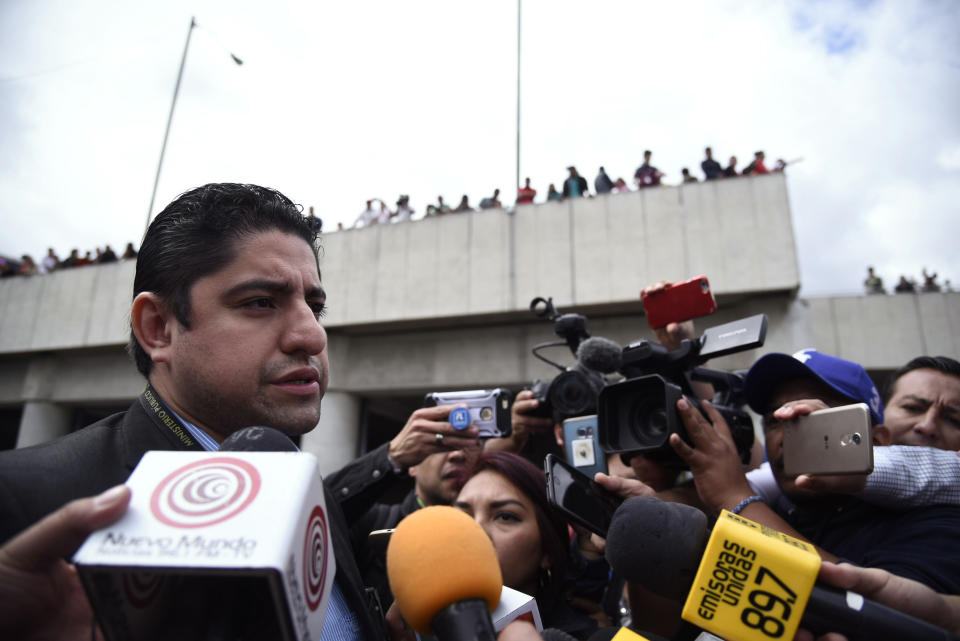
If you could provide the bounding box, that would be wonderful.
[138,384,200,450]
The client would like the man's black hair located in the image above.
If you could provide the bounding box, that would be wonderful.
[128,183,319,377]
[882,356,960,404]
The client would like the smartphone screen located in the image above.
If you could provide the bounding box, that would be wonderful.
[545,454,623,537]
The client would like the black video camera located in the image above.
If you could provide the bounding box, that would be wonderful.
[527,297,606,423]
[597,314,767,468]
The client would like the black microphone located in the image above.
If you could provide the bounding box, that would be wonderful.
[605,496,958,641]
[576,336,623,374]
[541,628,580,641]
[220,426,299,452]
[604,496,708,601]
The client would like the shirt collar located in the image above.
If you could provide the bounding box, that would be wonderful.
[166,407,221,452]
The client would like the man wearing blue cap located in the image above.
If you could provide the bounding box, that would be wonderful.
[747,353,960,511]
[669,349,960,594]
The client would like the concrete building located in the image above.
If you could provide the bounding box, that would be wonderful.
[1,174,958,473]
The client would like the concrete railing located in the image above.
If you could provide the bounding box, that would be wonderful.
[319,173,800,326]
[0,174,800,355]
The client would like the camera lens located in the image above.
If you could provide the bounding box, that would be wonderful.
[550,371,595,417]
[626,397,669,448]
[598,375,681,455]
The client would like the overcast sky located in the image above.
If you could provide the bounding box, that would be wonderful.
[1,0,958,295]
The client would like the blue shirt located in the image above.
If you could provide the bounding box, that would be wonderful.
[166,408,219,452]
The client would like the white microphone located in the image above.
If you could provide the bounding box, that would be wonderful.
[74,427,335,641]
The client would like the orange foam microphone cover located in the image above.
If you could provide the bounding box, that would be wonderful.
[386,505,503,635]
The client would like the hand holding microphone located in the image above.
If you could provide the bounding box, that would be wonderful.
[796,563,960,641]
[0,484,131,641]
[605,496,959,641]
[74,426,337,641]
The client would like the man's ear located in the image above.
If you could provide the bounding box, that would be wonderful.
[554,424,564,448]
[407,464,419,480]
[873,423,892,446]
[131,292,175,366]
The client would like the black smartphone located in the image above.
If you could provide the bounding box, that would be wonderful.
[367,528,394,554]
[544,453,623,538]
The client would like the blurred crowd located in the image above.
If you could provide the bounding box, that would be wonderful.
[864,266,952,295]
[0,242,138,278]
[348,147,789,229]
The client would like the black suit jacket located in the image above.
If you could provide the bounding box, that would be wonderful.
[0,393,387,640]
[350,489,421,607]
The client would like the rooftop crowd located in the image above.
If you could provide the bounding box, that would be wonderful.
[0,242,139,278]
[350,147,789,228]
[865,266,953,294]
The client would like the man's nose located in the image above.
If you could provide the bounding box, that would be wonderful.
[914,407,940,442]
[281,302,327,356]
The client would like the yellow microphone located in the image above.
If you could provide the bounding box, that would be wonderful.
[387,506,502,640]
[606,497,957,641]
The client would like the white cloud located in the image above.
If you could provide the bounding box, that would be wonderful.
[937,144,960,171]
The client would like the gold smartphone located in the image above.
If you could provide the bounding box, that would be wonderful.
[783,403,873,476]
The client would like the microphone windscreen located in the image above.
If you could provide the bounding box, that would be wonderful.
[220,426,299,452]
[585,628,619,641]
[604,496,708,600]
[387,506,502,635]
[576,337,623,373]
[542,628,580,641]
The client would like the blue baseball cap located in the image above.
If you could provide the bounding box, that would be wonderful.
[743,349,884,423]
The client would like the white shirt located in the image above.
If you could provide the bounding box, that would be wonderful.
[354,207,378,228]
[391,205,413,222]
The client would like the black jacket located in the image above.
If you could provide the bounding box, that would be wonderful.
[349,489,421,607]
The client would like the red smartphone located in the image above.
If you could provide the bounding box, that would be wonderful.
[641,275,717,329]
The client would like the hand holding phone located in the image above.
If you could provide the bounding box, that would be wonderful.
[424,388,513,438]
[641,275,717,330]
[544,454,623,537]
[783,403,873,476]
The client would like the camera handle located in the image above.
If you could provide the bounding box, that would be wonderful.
[689,367,745,407]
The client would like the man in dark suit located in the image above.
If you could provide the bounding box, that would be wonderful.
[0,183,471,640]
